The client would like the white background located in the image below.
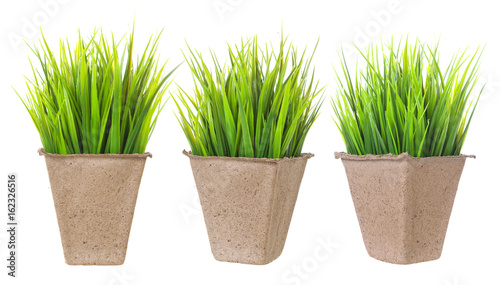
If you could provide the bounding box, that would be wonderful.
[1,0,499,284]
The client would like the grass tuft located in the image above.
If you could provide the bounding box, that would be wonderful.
[175,35,323,158]
[16,26,179,154]
[332,38,483,157]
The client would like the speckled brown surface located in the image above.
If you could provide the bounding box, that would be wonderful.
[39,148,151,265]
[184,150,313,265]
[335,152,473,264]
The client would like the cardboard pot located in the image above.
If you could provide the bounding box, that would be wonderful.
[335,152,474,264]
[184,150,313,265]
[38,148,151,265]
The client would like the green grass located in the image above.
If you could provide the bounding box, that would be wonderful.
[17,26,178,154]
[332,38,483,158]
[175,35,323,158]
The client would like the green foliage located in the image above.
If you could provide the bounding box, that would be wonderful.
[17,27,178,154]
[332,38,483,157]
[175,35,323,158]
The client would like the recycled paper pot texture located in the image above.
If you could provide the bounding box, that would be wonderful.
[335,152,473,265]
[38,148,151,265]
[184,150,313,265]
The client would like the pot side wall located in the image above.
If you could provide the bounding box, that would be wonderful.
[337,153,468,264]
[186,152,311,265]
[40,150,150,265]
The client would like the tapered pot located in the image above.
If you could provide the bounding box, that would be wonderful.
[184,150,313,265]
[38,148,151,265]
[335,152,474,264]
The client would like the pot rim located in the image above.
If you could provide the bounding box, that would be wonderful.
[38,148,152,158]
[334,151,475,161]
[183,150,313,163]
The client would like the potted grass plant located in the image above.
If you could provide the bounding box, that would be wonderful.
[175,35,322,265]
[16,27,177,265]
[332,39,483,264]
